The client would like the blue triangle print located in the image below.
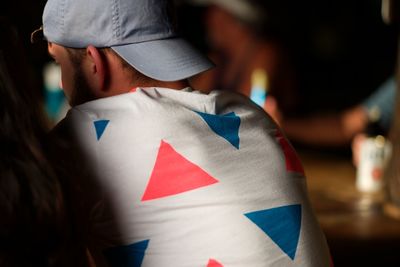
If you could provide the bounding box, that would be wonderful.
[103,240,149,267]
[93,120,110,140]
[245,204,302,260]
[195,111,241,149]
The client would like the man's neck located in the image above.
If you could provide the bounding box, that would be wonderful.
[103,80,191,97]
[136,79,190,90]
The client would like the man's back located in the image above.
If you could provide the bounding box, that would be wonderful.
[59,87,330,267]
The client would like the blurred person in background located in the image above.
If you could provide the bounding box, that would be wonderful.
[0,18,88,267]
[176,0,397,153]
[266,75,396,149]
[265,74,396,169]
[179,0,301,115]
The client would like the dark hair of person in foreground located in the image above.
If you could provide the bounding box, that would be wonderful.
[0,17,88,267]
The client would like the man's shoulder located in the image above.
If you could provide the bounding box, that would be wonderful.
[53,88,273,131]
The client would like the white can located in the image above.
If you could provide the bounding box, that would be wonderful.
[356,135,392,192]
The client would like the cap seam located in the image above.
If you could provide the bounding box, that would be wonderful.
[111,0,121,41]
[59,0,66,36]
[110,33,178,47]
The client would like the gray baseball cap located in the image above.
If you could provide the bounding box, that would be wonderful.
[38,0,213,81]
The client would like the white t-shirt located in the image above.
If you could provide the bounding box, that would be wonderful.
[58,87,331,267]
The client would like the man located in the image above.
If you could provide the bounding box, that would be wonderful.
[32,0,331,266]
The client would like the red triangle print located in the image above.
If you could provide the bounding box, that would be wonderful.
[207,259,224,267]
[276,131,305,175]
[142,140,218,201]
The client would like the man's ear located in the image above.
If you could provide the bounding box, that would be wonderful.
[85,45,107,94]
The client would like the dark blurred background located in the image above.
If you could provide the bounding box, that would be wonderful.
[1,1,48,93]
[176,0,398,114]
[1,0,398,117]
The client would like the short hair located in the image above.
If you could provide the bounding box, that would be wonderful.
[65,47,86,67]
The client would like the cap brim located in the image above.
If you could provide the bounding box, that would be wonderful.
[111,37,214,82]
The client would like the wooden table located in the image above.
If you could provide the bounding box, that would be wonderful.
[299,149,400,267]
